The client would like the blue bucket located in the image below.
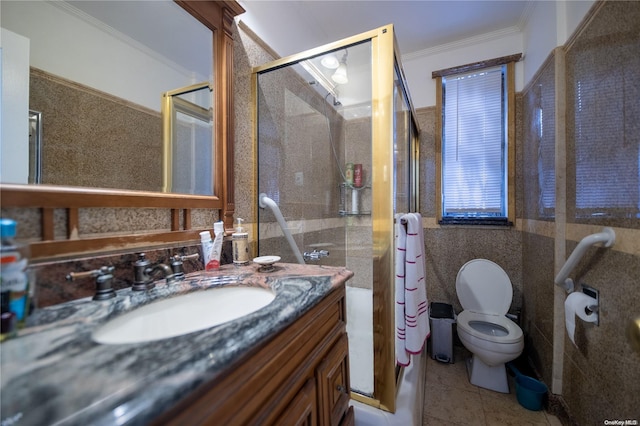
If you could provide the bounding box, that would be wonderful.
[508,363,548,411]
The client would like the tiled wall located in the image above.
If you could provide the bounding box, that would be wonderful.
[522,1,640,423]
[234,24,373,288]
[34,243,212,308]
[415,104,525,316]
[29,68,162,191]
[522,52,557,389]
[236,22,527,311]
[5,5,639,423]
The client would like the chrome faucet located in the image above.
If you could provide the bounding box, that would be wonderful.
[132,253,178,291]
[303,249,329,261]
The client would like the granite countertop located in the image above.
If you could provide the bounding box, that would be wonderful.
[0,262,353,426]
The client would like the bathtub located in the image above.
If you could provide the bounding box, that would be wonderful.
[347,286,427,426]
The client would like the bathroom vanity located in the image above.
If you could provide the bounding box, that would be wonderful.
[0,263,354,425]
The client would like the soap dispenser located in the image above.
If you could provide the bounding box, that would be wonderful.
[232,218,249,266]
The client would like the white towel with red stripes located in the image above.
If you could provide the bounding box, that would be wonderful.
[395,212,430,367]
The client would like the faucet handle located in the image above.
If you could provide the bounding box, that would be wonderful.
[170,253,200,279]
[134,253,151,268]
[66,266,116,301]
[66,265,115,281]
[174,253,200,262]
[303,249,330,261]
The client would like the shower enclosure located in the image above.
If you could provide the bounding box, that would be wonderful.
[253,25,419,412]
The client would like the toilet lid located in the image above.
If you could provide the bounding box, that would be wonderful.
[456,259,512,315]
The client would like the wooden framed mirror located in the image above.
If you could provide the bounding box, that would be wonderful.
[0,0,244,260]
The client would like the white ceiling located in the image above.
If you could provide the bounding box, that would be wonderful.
[237,0,533,58]
[66,0,213,76]
[53,0,534,113]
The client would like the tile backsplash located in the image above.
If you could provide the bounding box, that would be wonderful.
[33,241,232,308]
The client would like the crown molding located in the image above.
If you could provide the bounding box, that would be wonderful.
[403,25,522,61]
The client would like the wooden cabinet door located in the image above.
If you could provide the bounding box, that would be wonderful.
[340,406,355,426]
[316,333,350,426]
[274,378,317,426]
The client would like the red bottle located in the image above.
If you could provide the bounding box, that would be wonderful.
[354,164,363,187]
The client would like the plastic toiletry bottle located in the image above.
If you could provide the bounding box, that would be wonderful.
[345,163,354,185]
[199,231,215,271]
[353,163,363,188]
[209,221,224,271]
[1,292,16,341]
[232,218,249,266]
[0,219,34,341]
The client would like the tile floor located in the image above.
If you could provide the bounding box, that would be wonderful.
[422,347,562,425]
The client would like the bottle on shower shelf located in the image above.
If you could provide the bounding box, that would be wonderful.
[354,163,363,188]
[351,188,359,214]
[345,163,354,186]
[338,183,346,215]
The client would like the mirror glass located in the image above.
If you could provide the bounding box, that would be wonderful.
[163,82,214,195]
[0,0,214,194]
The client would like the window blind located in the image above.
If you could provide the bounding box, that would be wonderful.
[442,66,506,217]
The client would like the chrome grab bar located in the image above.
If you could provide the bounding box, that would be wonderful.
[554,227,615,293]
[259,193,305,264]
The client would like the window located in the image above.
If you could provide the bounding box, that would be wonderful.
[433,55,519,225]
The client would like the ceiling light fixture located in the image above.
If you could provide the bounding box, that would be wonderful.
[331,51,348,85]
[320,54,339,69]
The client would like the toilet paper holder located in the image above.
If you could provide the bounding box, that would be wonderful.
[582,284,599,326]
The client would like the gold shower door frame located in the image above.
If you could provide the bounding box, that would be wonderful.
[252,25,419,413]
[161,82,214,194]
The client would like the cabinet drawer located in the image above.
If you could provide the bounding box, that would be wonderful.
[316,333,350,426]
[275,378,318,426]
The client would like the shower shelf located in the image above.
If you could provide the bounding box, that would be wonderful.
[339,211,371,217]
[339,182,370,190]
[339,183,370,216]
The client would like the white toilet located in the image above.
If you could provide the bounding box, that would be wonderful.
[455,259,524,393]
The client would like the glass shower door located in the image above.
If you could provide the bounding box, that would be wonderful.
[255,41,374,395]
[254,24,419,412]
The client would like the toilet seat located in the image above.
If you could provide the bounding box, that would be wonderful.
[457,310,523,344]
[456,259,512,315]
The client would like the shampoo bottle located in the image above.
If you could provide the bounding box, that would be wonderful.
[232,218,249,266]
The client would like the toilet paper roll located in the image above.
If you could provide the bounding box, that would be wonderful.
[565,292,598,345]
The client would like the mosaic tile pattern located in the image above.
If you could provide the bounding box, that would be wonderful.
[29,69,163,192]
[3,5,639,426]
[520,2,640,424]
[565,1,640,229]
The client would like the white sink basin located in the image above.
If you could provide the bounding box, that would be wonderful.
[92,286,275,344]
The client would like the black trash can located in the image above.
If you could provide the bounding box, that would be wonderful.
[429,302,456,363]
